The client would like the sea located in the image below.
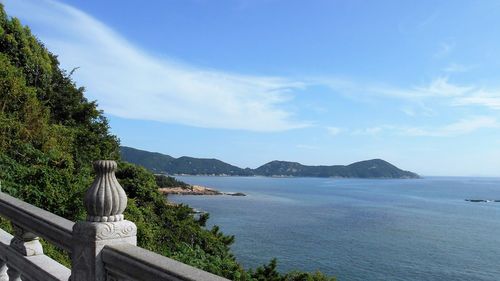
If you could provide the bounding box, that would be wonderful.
[170,176,500,281]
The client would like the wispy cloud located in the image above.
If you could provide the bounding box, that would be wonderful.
[452,90,500,110]
[4,0,309,132]
[352,126,385,136]
[320,76,472,101]
[417,11,439,29]
[401,116,499,137]
[5,0,499,138]
[443,63,471,73]
[400,102,435,117]
[379,77,472,99]
[351,116,498,137]
[379,78,500,113]
[434,41,455,58]
[400,107,416,116]
[326,126,342,136]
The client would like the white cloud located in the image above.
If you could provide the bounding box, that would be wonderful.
[377,77,473,99]
[5,0,500,137]
[443,63,470,73]
[352,126,384,136]
[452,90,500,110]
[414,77,472,97]
[4,0,308,132]
[314,76,500,121]
[400,107,416,116]
[319,76,473,101]
[401,116,499,137]
[401,80,500,113]
[326,126,342,136]
[351,116,498,138]
[400,102,435,117]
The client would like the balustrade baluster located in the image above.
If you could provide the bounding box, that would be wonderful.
[6,267,20,281]
[0,260,8,281]
[10,224,43,257]
[7,224,44,281]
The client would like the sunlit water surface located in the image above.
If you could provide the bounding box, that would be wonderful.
[171,176,500,281]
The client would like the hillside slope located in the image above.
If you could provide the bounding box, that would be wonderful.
[121,146,419,178]
[255,159,418,178]
[120,146,251,175]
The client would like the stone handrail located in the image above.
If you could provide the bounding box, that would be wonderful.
[0,192,74,252]
[0,160,230,281]
[102,244,228,281]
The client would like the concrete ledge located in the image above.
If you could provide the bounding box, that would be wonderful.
[102,244,229,281]
[0,193,74,252]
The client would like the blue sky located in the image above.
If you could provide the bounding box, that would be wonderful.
[4,0,500,176]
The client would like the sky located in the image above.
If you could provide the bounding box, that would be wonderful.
[4,0,500,176]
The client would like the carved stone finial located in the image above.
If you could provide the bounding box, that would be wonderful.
[85,160,127,222]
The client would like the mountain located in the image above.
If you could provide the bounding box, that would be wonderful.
[120,146,252,175]
[254,161,348,177]
[169,156,252,176]
[120,146,175,172]
[120,146,419,178]
[255,159,419,178]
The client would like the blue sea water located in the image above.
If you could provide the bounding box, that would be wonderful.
[171,176,500,281]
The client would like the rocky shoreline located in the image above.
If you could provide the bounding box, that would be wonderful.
[158,185,245,196]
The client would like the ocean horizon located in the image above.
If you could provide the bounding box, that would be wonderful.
[171,176,500,281]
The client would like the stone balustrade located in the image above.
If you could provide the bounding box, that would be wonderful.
[0,160,228,281]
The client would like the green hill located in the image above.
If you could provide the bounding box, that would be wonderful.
[121,146,419,178]
[255,159,419,178]
[120,146,251,175]
[120,146,175,172]
[347,159,418,178]
[254,161,346,177]
[172,156,252,175]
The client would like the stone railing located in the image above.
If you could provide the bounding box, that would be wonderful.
[0,160,228,281]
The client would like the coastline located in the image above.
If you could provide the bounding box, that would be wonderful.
[159,185,245,196]
[170,174,421,179]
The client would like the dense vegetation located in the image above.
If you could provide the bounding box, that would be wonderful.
[121,146,252,176]
[0,5,335,280]
[155,174,190,189]
[121,146,419,178]
[255,159,419,178]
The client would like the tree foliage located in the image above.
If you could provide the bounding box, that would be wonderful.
[0,5,334,280]
[155,174,190,188]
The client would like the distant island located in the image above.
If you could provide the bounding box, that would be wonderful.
[121,146,420,179]
[465,199,500,203]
